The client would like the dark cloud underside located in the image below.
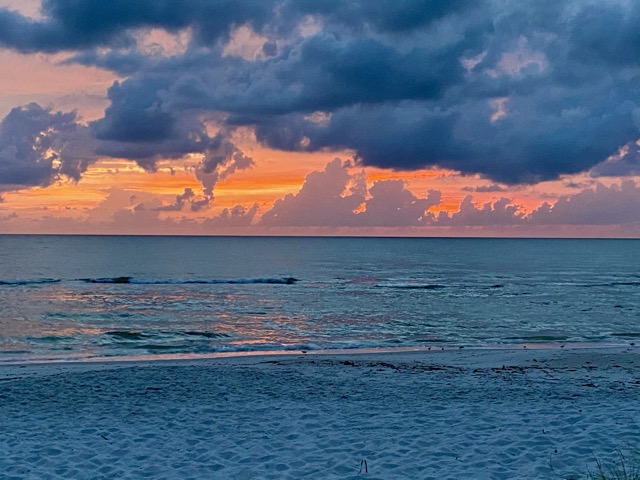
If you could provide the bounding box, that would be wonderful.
[1,0,640,189]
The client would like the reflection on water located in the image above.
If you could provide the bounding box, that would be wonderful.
[0,236,639,362]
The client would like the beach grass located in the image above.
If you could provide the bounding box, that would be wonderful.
[587,449,640,480]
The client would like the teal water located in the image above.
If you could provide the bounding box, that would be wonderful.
[0,236,638,362]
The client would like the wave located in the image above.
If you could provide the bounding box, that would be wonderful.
[376,283,446,290]
[105,330,149,340]
[375,281,504,290]
[376,279,640,291]
[105,330,230,341]
[79,276,299,285]
[572,281,640,288]
[179,331,230,339]
[0,278,60,286]
[506,334,569,342]
[603,281,640,287]
[81,276,133,284]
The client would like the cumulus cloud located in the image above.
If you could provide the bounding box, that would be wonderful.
[2,0,640,192]
[3,159,640,233]
[203,204,259,228]
[105,193,258,233]
[436,196,525,226]
[260,158,365,226]
[357,181,440,226]
[260,159,442,227]
[262,160,640,229]
[529,181,640,225]
[53,187,259,234]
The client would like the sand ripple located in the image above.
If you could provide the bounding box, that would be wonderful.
[1,348,639,479]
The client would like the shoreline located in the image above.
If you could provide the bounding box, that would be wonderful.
[2,346,639,479]
[0,340,635,368]
[1,343,638,383]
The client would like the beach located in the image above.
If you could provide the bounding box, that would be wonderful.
[1,346,639,479]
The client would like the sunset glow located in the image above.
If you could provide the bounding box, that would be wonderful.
[0,1,639,236]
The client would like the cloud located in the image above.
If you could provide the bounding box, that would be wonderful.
[203,203,259,227]
[434,181,640,228]
[3,162,640,233]
[260,158,365,226]
[436,196,525,226]
[529,180,640,225]
[194,136,254,199]
[2,0,640,188]
[462,184,507,193]
[0,103,96,189]
[0,0,275,53]
[260,159,442,227]
[107,190,258,231]
[357,181,440,226]
[60,187,259,233]
[590,142,640,177]
[155,187,196,212]
[262,160,640,229]
[104,191,259,232]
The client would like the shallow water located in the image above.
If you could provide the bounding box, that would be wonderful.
[0,235,638,362]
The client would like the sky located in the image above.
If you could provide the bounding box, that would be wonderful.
[0,0,639,237]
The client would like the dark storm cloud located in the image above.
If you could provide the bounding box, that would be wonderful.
[283,0,468,34]
[1,0,640,186]
[0,0,275,52]
[0,103,96,189]
[91,76,255,184]
[0,0,469,52]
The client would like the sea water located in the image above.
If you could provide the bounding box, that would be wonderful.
[0,235,638,362]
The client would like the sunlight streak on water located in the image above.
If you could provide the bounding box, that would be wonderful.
[0,236,639,362]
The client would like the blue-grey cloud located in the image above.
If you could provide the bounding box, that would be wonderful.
[155,187,196,212]
[0,0,275,53]
[529,180,640,225]
[202,204,258,227]
[0,103,96,189]
[1,0,640,187]
[462,184,507,193]
[590,142,640,177]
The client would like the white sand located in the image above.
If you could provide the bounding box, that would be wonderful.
[1,347,639,479]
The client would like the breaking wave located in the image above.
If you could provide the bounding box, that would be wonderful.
[79,276,299,285]
[0,278,61,286]
[376,282,446,290]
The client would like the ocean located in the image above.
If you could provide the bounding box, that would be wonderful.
[0,235,638,363]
